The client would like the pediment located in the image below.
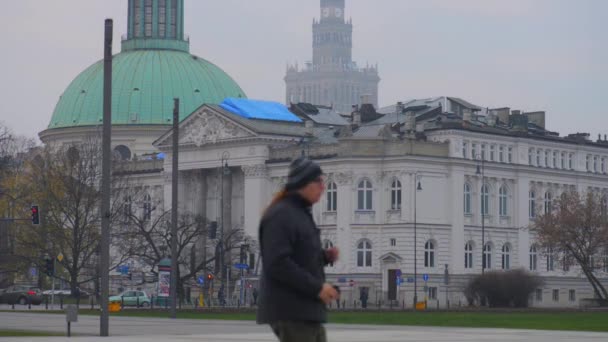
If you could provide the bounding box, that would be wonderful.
[154,106,256,148]
[379,252,403,262]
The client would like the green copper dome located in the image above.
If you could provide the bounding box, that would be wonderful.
[48,50,246,128]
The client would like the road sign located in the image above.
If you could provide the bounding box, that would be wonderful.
[423,274,429,282]
[197,275,205,285]
[118,265,129,275]
[29,267,37,277]
[337,277,347,283]
[407,277,414,283]
[234,263,249,270]
[396,269,402,277]
[57,253,64,262]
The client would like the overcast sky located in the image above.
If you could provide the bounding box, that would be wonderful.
[0,0,606,141]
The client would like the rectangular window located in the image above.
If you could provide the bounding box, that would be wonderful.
[545,151,549,168]
[158,0,166,37]
[462,141,468,159]
[535,289,543,301]
[553,151,557,168]
[537,150,541,166]
[481,144,487,160]
[499,146,504,162]
[134,0,141,37]
[587,155,591,171]
[428,287,437,300]
[561,152,565,169]
[569,290,576,302]
[552,289,559,302]
[144,0,153,37]
[490,145,495,161]
[508,147,513,163]
[529,148,534,165]
[594,156,599,173]
[390,238,396,247]
[569,153,574,170]
[170,0,178,38]
[472,144,477,159]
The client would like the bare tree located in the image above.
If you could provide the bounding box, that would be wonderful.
[2,139,130,293]
[534,190,608,300]
[114,190,251,302]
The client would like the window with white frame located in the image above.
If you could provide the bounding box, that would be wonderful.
[428,287,437,300]
[545,150,549,167]
[462,141,468,159]
[547,248,555,271]
[530,245,538,271]
[481,184,490,216]
[472,143,477,159]
[553,151,557,168]
[529,148,534,165]
[464,183,472,214]
[490,145,495,161]
[508,147,513,163]
[326,182,337,212]
[481,144,487,160]
[594,156,599,173]
[552,289,559,302]
[499,185,508,216]
[569,153,574,169]
[529,190,536,218]
[537,150,541,166]
[562,255,571,272]
[535,288,543,301]
[561,152,565,169]
[569,290,576,302]
[143,193,152,221]
[499,146,504,162]
[465,242,474,269]
[356,240,372,267]
[357,179,373,211]
[502,243,511,270]
[586,155,591,171]
[390,179,402,210]
[425,240,435,268]
[483,243,492,269]
[544,191,553,214]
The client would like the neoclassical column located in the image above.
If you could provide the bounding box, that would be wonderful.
[334,171,354,274]
[450,166,466,273]
[241,164,269,239]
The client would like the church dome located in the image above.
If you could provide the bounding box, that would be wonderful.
[48,49,246,129]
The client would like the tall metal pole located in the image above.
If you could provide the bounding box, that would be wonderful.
[413,173,418,308]
[170,98,179,319]
[100,18,113,337]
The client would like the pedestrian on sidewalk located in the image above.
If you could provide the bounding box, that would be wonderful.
[257,157,340,342]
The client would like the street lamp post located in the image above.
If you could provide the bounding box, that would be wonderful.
[219,152,230,302]
[475,155,486,275]
[413,173,422,308]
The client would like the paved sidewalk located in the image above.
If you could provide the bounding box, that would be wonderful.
[1,312,607,342]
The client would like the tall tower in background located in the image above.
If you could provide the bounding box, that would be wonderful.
[285,0,380,113]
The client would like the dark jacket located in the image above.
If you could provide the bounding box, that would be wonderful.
[257,193,328,324]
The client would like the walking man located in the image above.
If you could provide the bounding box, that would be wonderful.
[257,157,340,342]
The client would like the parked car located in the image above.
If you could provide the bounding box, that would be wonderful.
[109,290,150,307]
[42,287,90,299]
[0,286,43,305]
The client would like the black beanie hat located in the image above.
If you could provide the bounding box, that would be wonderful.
[285,157,323,191]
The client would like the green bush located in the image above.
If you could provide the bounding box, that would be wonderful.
[465,269,543,308]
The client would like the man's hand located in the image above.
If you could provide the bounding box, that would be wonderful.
[318,283,339,305]
[325,247,340,264]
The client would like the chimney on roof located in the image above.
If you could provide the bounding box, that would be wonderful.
[463,109,472,122]
[487,110,496,127]
[353,112,361,126]
[396,102,404,114]
[360,94,372,105]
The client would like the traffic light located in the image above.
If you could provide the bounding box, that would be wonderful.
[208,221,217,239]
[206,273,214,281]
[31,205,40,225]
[44,257,54,277]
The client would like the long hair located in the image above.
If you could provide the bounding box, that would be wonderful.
[264,189,288,216]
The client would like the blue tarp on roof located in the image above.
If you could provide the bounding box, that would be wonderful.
[220,98,302,123]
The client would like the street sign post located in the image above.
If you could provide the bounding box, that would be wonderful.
[197,275,205,285]
[234,263,249,270]
[422,274,429,282]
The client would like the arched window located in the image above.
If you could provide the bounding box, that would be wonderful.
[546,248,555,271]
[544,191,553,214]
[357,179,373,211]
[323,240,334,249]
[464,183,472,214]
[502,243,511,270]
[390,179,402,210]
[530,245,538,271]
[499,186,508,216]
[465,241,474,269]
[529,190,536,218]
[424,241,435,268]
[357,240,372,267]
[483,243,493,270]
[481,184,490,216]
[326,182,337,212]
[143,193,152,221]
[113,145,132,161]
